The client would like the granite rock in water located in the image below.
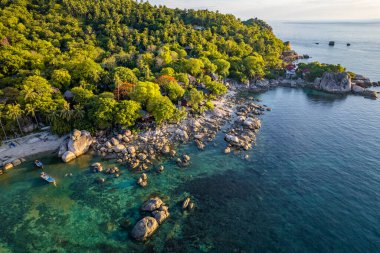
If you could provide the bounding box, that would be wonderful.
[352,84,365,93]
[141,197,163,211]
[62,151,76,163]
[152,208,170,224]
[315,72,352,93]
[3,163,13,171]
[131,217,158,241]
[61,130,93,162]
[182,197,191,209]
[362,90,378,99]
[137,173,148,187]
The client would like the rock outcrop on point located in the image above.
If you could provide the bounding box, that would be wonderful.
[60,130,93,162]
[314,72,352,93]
[131,217,159,241]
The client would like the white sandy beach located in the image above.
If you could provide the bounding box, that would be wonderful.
[0,131,66,166]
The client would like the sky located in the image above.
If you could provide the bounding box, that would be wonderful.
[147,0,380,21]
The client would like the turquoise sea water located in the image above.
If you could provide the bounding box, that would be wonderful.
[270,20,380,81]
[1,87,380,252]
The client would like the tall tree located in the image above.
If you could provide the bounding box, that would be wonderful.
[25,104,39,128]
[6,104,24,135]
[0,104,8,140]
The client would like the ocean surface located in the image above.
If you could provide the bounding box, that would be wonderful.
[0,87,380,252]
[270,20,380,81]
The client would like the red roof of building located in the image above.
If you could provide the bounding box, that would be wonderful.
[285,64,296,71]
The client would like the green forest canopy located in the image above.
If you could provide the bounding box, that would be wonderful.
[0,0,288,137]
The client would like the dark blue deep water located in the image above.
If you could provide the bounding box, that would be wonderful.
[0,87,379,252]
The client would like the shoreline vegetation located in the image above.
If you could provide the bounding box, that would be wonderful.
[1,0,380,242]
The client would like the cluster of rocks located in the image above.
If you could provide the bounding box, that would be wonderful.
[249,72,379,100]
[176,154,191,167]
[1,158,26,175]
[314,72,378,99]
[351,75,379,98]
[91,129,175,171]
[182,197,195,211]
[352,75,377,88]
[59,130,93,162]
[131,197,170,241]
[91,162,120,184]
[89,95,234,171]
[223,99,264,153]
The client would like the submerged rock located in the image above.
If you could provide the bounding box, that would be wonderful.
[96,177,106,184]
[91,162,103,172]
[157,165,164,173]
[131,217,159,241]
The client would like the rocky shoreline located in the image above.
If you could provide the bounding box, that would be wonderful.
[63,86,267,172]
[249,72,379,99]
[2,71,377,175]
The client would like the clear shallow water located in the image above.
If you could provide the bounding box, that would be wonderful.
[270,21,380,81]
[1,88,380,252]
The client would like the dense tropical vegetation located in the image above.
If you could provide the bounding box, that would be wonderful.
[0,0,288,139]
[297,62,346,82]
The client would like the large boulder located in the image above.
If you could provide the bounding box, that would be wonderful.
[61,130,93,162]
[225,134,239,144]
[137,173,148,187]
[175,129,189,142]
[62,151,76,163]
[131,217,159,241]
[352,84,364,93]
[113,144,126,153]
[11,159,22,167]
[58,139,69,157]
[141,197,163,212]
[152,209,170,224]
[68,130,93,156]
[243,118,261,130]
[255,79,270,88]
[362,90,378,99]
[315,72,352,93]
[3,163,13,171]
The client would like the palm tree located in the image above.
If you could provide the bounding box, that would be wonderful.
[0,104,8,140]
[6,104,24,135]
[59,108,74,121]
[22,85,38,103]
[25,103,39,128]
[73,105,85,120]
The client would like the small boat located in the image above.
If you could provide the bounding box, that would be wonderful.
[40,172,56,186]
[35,160,43,168]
